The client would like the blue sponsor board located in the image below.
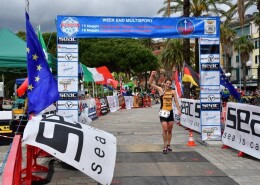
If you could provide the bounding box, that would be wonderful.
[56,16,220,38]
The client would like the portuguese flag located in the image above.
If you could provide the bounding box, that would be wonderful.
[182,64,200,87]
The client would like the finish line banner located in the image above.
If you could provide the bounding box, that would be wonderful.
[56,16,220,38]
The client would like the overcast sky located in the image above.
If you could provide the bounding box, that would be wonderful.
[0,0,257,33]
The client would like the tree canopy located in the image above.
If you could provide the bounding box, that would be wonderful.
[79,38,159,79]
[15,32,159,80]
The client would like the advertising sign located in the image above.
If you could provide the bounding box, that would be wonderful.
[180,98,201,133]
[57,109,79,122]
[58,44,78,53]
[58,77,78,92]
[58,52,78,62]
[200,94,221,103]
[57,16,220,38]
[23,114,117,185]
[222,103,260,159]
[200,38,221,141]
[57,100,78,110]
[58,62,79,76]
[200,71,220,86]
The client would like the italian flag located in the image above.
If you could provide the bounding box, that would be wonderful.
[81,64,118,89]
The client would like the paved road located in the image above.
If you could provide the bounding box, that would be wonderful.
[1,104,260,185]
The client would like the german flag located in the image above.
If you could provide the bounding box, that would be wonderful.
[182,64,200,87]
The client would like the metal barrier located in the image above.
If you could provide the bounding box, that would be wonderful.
[2,135,49,185]
[2,135,22,185]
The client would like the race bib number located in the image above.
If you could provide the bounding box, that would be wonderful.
[159,109,170,118]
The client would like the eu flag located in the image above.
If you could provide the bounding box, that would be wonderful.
[220,68,240,101]
[26,12,59,114]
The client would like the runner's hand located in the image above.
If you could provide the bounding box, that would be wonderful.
[151,71,156,77]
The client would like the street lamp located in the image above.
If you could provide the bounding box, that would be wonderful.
[238,46,241,89]
[225,72,231,81]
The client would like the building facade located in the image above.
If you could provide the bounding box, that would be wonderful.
[225,12,259,89]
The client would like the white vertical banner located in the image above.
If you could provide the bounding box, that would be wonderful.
[0,82,3,97]
[199,38,221,141]
[87,98,98,120]
[124,96,133,109]
[106,96,117,113]
[114,96,120,111]
[57,37,79,122]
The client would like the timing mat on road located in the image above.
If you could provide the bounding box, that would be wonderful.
[110,151,238,185]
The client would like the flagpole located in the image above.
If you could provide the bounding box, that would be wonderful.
[182,61,189,98]
[92,82,94,97]
[25,0,29,13]
[181,61,185,84]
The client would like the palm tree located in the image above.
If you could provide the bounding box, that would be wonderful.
[255,11,260,32]
[159,39,184,78]
[256,3,260,87]
[220,20,236,72]
[183,0,191,98]
[158,0,233,73]
[226,0,257,35]
[167,0,171,16]
[139,38,154,50]
[159,39,194,77]
[234,36,254,91]
[182,0,191,66]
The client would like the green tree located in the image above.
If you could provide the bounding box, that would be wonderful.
[255,12,260,31]
[42,32,57,56]
[16,31,57,57]
[228,0,257,34]
[16,31,26,41]
[234,36,254,91]
[159,39,184,78]
[139,38,154,50]
[220,18,236,72]
[79,38,158,81]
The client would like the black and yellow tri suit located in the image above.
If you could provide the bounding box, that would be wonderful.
[159,90,174,122]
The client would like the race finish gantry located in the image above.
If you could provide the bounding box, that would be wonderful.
[56,15,221,141]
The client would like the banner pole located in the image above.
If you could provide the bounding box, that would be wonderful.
[92,82,94,97]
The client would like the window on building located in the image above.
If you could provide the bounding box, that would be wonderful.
[256,55,259,64]
[235,25,250,37]
[236,55,239,63]
[236,68,239,81]
[255,41,259,49]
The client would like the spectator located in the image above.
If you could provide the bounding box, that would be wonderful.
[127,87,133,96]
